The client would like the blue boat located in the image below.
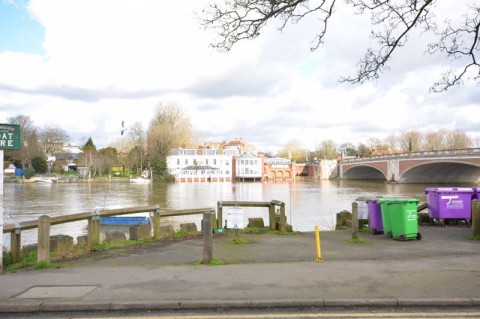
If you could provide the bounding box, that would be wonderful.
[100,216,149,225]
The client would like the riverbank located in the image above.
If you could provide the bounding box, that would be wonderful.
[1,225,480,314]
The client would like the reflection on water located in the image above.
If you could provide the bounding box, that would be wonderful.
[2,180,475,248]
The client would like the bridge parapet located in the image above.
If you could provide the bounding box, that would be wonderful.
[340,148,480,164]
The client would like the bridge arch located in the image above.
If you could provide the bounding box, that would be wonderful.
[342,164,387,180]
[399,160,480,183]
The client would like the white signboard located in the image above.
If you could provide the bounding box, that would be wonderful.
[357,201,369,219]
[226,208,245,229]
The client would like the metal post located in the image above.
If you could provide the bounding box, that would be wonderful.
[315,226,324,262]
[217,201,223,229]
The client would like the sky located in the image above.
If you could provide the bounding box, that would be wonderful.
[0,0,478,154]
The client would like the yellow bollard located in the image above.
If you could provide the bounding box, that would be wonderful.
[315,225,324,262]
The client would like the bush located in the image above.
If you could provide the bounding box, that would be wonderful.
[31,156,48,174]
[23,168,35,179]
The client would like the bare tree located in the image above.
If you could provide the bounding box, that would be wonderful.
[201,0,479,92]
[384,134,400,153]
[128,121,147,174]
[7,115,42,169]
[148,102,194,174]
[400,130,423,152]
[39,125,69,157]
[315,139,338,160]
[445,129,472,149]
[277,139,309,162]
[423,129,447,150]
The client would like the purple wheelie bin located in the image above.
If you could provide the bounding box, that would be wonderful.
[366,199,383,234]
[424,187,474,226]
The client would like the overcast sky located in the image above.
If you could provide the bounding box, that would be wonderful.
[0,0,478,154]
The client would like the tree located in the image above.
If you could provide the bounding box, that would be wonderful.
[338,142,357,157]
[7,115,42,169]
[445,129,472,149]
[277,139,308,163]
[400,130,422,152]
[31,156,48,174]
[128,121,147,174]
[423,129,447,151]
[357,143,372,157]
[315,140,338,160]
[384,134,400,153]
[201,0,480,92]
[79,137,98,177]
[39,126,69,157]
[147,102,193,175]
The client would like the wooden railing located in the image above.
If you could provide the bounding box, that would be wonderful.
[217,200,286,232]
[3,205,215,264]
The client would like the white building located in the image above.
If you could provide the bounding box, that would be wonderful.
[167,147,240,182]
[235,151,263,181]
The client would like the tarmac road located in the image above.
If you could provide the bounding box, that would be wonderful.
[1,225,480,314]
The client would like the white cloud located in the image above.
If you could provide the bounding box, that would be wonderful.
[0,0,477,154]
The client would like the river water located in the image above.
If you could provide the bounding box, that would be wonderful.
[2,180,474,248]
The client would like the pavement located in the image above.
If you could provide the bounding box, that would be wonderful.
[1,225,480,314]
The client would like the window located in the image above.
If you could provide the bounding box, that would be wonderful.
[185,159,188,165]
[177,159,180,165]
[214,159,217,165]
[206,159,209,165]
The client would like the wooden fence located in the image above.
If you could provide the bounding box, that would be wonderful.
[217,200,286,232]
[3,199,286,265]
[3,205,215,264]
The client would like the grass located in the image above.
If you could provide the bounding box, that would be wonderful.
[348,236,368,244]
[232,237,250,244]
[3,251,61,272]
[194,258,224,266]
[471,234,480,240]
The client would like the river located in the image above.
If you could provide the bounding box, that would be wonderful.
[2,180,475,248]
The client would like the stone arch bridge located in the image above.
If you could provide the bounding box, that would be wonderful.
[339,148,480,183]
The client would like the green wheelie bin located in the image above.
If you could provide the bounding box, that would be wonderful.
[379,198,421,241]
[378,199,393,238]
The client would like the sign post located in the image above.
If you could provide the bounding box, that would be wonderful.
[0,124,21,271]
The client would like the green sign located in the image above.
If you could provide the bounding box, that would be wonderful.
[0,124,20,150]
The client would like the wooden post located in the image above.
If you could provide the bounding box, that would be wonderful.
[352,202,359,240]
[88,213,100,248]
[10,230,21,263]
[280,203,286,232]
[202,212,213,264]
[472,199,480,237]
[37,215,51,264]
[217,201,223,229]
[269,203,276,230]
[152,208,161,240]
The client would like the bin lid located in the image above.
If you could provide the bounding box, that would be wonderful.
[378,198,419,205]
[424,187,473,194]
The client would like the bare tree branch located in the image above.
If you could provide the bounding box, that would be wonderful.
[200,0,480,92]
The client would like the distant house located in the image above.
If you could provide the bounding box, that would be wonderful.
[234,151,263,181]
[167,147,239,182]
[264,157,293,181]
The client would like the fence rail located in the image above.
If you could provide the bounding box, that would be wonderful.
[3,200,287,265]
[3,205,216,265]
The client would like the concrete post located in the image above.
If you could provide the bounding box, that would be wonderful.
[202,212,213,264]
[88,217,100,248]
[472,200,480,237]
[217,201,223,229]
[37,215,51,264]
[269,204,276,230]
[11,230,21,263]
[152,211,161,240]
[280,203,286,232]
[352,202,359,240]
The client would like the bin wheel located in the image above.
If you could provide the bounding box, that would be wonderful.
[399,234,406,241]
[387,231,392,238]
[416,233,422,240]
[371,228,377,235]
[465,219,471,227]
